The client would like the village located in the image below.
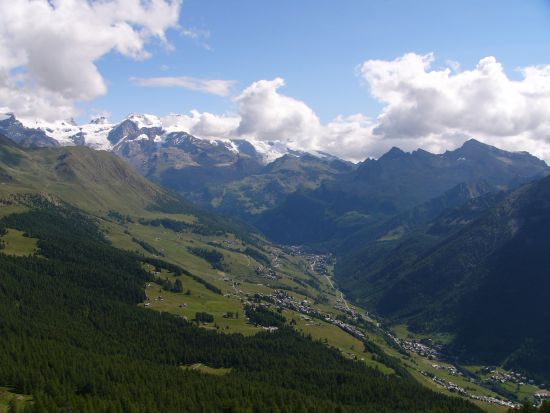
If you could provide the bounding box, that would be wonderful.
[209,244,547,411]
[285,246,334,273]
[387,333,441,359]
[423,371,521,409]
[243,289,367,341]
[484,368,545,388]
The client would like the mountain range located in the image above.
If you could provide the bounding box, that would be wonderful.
[336,176,550,382]
[3,112,547,235]
[0,112,345,210]
[0,132,488,412]
[2,112,550,388]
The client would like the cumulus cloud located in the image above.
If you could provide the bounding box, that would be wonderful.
[173,53,550,162]
[358,53,550,160]
[162,110,240,138]
[164,77,375,161]
[138,54,550,162]
[6,18,550,164]
[130,76,235,96]
[0,0,182,120]
[235,78,323,147]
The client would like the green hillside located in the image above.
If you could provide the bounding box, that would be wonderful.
[0,136,486,412]
[0,196,480,412]
[336,176,550,383]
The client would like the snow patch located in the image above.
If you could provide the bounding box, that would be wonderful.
[161,114,195,133]
[8,113,339,163]
[246,138,291,163]
[126,113,161,129]
[18,117,113,149]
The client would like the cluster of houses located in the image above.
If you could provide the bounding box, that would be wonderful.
[267,248,281,268]
[389,335,440,359]
[222,239,239,248]
[485,368,543,388]
[431,364,462,377]
[535,392,550,405]
[254,265,279,280]
[469,393,520,409]
[387,332,546,409]
[423,371,521,409]
[304,253,333,275]
[429,374,468,396]
[256,290,367,341]
[283,246,334,274]
[324,315,366,340]
[333,298,359,319]
[268,290,319,315]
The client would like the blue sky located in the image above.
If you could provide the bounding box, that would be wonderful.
[86,0,550,123]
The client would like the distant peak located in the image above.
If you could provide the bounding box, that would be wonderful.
[0,112,14,122]
[379,146,407,160]
[90,116,108,125]
[125,113,161,129]
[459,138,493,150]
[446,139,496,158]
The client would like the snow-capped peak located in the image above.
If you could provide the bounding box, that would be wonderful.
[125,113,162,129]
[90,116,109,125]
[0,112,333,165]
[0,112,14,122]
[245,138,294,164]
[16,116,114,149]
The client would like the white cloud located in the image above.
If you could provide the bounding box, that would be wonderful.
[173,54,550,162]
[182,28,210,40]
[128,54,550,163]
[0,0,182,121]
[181,27,211,50]
[6,18,550,164]
[358,53,550,161]
[130,76,235,96]
[167,78,376,161]
[235,78,323,148]
[162,110,240,138]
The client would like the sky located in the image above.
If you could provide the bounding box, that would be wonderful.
[2,0,550,161]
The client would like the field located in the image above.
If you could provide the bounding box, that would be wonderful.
[0,228,37,256]
[182,363,232,376]
[0,388,31,413]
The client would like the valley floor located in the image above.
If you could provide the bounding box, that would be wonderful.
[103,216,543,411]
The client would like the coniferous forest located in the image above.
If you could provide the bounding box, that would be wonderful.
[0,201,481,412]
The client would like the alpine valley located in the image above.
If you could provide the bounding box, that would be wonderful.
[1,112,549,413]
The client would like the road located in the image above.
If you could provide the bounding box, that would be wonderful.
[323,273,351,312]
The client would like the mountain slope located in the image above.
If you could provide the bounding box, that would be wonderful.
[0,114,59,147]
[0,134,483,412]
[0,113,348,216]
[257,139,548,245]
[336,176,550,382]
[0,134,183,213]
[0,203,482,413]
